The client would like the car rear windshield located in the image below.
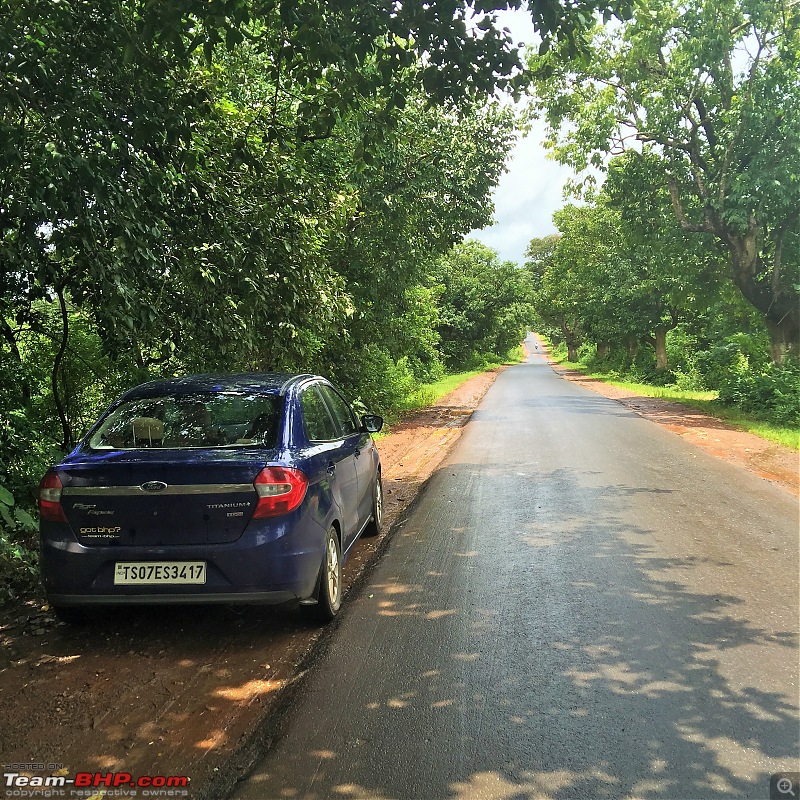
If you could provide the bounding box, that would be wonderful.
[87,392,282,450]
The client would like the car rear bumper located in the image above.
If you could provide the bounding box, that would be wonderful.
[40,513,326,605]
[46,590,298,606]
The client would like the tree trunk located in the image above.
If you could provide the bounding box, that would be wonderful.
[671,188,799,365]
[654,326,668,370]
[726,232,800,364]
[766,318,800,365]
[52,288,73,451]
[560,323,580,362]
[596,342,610,359]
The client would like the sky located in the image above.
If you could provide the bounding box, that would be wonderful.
[468,7,574,266]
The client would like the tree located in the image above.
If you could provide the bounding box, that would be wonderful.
[1,0,639,596]
[0,1,525,477]
[528,199,722,369]
[603,154,727,369]
[528,0,800,361]
[1,0,635,447]
[431,240,534,369]
[322,98,516,370]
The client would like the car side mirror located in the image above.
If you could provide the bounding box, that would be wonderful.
[361,414,383,434]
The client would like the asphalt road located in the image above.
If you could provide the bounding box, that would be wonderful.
[232,335,800,800]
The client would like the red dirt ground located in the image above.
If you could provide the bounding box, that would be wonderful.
[0,352,795,800]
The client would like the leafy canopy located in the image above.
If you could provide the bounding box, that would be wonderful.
[527,0,800,358]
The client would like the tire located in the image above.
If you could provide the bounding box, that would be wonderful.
[362,473,383,537]
[304,526,342,623]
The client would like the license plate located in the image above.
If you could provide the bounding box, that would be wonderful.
[114,561,206,585]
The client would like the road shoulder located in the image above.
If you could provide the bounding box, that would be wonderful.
[550,363,799,498]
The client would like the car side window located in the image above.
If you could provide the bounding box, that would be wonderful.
[301,387,339,442]
[319,385,358,437]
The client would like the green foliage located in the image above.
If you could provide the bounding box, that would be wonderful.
[552,315,800,426]
[328,344,418,421]
[717,359,800,425]
[0,485,40,603]
[528,0,800,359]
[547,336,799,447]
[581,342,674,385]
[4,0,620,604]
[526,198,724,368]
[0,349,63,508]
[431,240,534,370]
[692,333,771,390]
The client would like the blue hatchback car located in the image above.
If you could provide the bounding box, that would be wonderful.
[38,373,383,623]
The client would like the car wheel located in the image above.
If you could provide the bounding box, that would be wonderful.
[363,473,383,537]
[305,526,342,623]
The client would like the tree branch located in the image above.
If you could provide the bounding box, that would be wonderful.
[668,179,713,233]
[687,129,710,199]
[693,96,718,150]
[51,286,72,451]
[638,132,692,153]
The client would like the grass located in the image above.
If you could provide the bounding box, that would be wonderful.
[371,348,529,431]
[371,369,491,440]
[401,348,527,413]
[552,353,800,450]
[402,370,486,410]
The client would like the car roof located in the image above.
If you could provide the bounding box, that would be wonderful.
[119,373,321,401]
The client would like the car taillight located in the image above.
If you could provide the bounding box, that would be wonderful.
[253,467,308,519]
[38,471,68,523]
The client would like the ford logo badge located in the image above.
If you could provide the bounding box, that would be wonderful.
[141,481,168,492]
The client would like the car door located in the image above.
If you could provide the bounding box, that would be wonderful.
[317,384,375,536]
[300,385,360,543]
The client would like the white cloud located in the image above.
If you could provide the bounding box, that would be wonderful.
[470,124,571,264]
[466,6,574,265]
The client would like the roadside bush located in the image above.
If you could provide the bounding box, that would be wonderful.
[0,485,40,603]
[666,327,698,374]
[718,358,800,425]
[693,333,771,390]
[582,344,677,386]
[626,361,676,386]
[403,354,446,386]
[576,341,596,363]
[0,364,63,508]
[329,343,417,419]
[672,368,707,391]
[666,327,707,388]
